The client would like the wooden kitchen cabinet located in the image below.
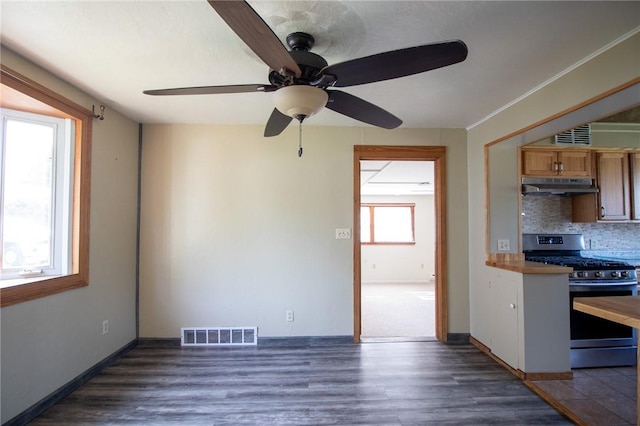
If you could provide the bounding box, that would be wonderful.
[597,152,630,221]
[572,151,639,223]
[522,149,592,178]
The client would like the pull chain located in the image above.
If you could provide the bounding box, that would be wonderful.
[298,120,303,157]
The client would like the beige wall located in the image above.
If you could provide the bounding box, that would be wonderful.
[361,194,435,283]
[0,48,140,423]
[140,125,469,338]
[467,33,640,344]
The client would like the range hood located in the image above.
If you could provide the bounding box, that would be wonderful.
[522,177,598,195]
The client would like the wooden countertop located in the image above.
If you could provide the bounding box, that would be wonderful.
[573,296,640,329]
[486,260,573,274]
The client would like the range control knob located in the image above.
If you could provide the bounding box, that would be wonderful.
[611,271,620,278]
[621,271,630,278]
[578,271,588,278]
[594,271,604,278]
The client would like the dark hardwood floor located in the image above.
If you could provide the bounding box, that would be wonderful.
[29,340,572,425]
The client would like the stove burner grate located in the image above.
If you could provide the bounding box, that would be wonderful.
[524,255,634,270]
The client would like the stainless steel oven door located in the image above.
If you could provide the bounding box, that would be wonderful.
[569,283,637,349]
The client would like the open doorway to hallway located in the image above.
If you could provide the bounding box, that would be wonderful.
[359,160,436,340]
[353,145,448,343]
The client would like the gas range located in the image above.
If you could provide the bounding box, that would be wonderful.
[524,233,638,368]
[523,234,636,285]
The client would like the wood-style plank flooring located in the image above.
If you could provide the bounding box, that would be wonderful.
[30,341,572,425]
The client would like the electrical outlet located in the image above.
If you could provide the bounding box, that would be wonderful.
[335,228,351,239]
[286,310,294,322]
[497,239,510,251]
[102,320,109,335]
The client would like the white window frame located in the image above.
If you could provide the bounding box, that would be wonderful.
[0,108,75,281]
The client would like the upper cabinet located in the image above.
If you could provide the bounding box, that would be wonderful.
[522,149,592,178]
[572,151,640,223]
[597,152,631,221]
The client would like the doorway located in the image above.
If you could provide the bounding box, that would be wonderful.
[359,160,436,340]
[353,146,448,343]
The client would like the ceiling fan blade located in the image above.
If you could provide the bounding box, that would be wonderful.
[143,84,276,96]
[264,108,293,137]
[208,1,301,77]
[320,40,468,87]
[325,90,402,129]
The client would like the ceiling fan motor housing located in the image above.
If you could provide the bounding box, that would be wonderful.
[289,50,328,82]
[268,50,328,86]
[269,32,328,86]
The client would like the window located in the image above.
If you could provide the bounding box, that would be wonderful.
[0,65,91,307]
[1,109,73,279]
[360,203,415,244]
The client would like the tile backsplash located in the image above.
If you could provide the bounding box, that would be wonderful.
[522,196,640,250]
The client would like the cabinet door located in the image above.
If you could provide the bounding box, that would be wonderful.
[522,150,557,176]
[631,153,640,221]
[522,150,591,177]
[597,152,630,220]
[490,269,519,369]
[557,150,591,177]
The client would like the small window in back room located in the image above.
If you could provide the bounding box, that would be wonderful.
[360,203,415,244]
[0,108,74,279]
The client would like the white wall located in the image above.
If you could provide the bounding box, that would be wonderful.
[467,32,640,346]
[487,143,520,252]
[140,126,469,338]
[361,194,434,283]
[0,48,140,423]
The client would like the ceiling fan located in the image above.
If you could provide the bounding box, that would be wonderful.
[144,1,468,138]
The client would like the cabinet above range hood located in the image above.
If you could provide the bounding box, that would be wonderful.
[522,177,598,195]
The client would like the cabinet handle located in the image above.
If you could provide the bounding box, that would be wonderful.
[558,162,564,174]
[509,303,516,309]
[601,206,606,218]
[553,162,559,173]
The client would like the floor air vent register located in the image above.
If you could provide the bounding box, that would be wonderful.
[181,327,258,346]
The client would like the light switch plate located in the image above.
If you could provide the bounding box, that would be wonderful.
[335,228,352,239]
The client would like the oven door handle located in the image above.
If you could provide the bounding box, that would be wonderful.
[570,282,638,292]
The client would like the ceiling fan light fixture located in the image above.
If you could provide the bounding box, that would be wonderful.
[273,85,328,119]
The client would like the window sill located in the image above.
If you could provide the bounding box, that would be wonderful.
[0,273,87,307]
[1,275,61,289]
[362,242,417,246]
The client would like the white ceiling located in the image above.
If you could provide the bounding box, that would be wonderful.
[1,1,639,132]
[361,161,434,196]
